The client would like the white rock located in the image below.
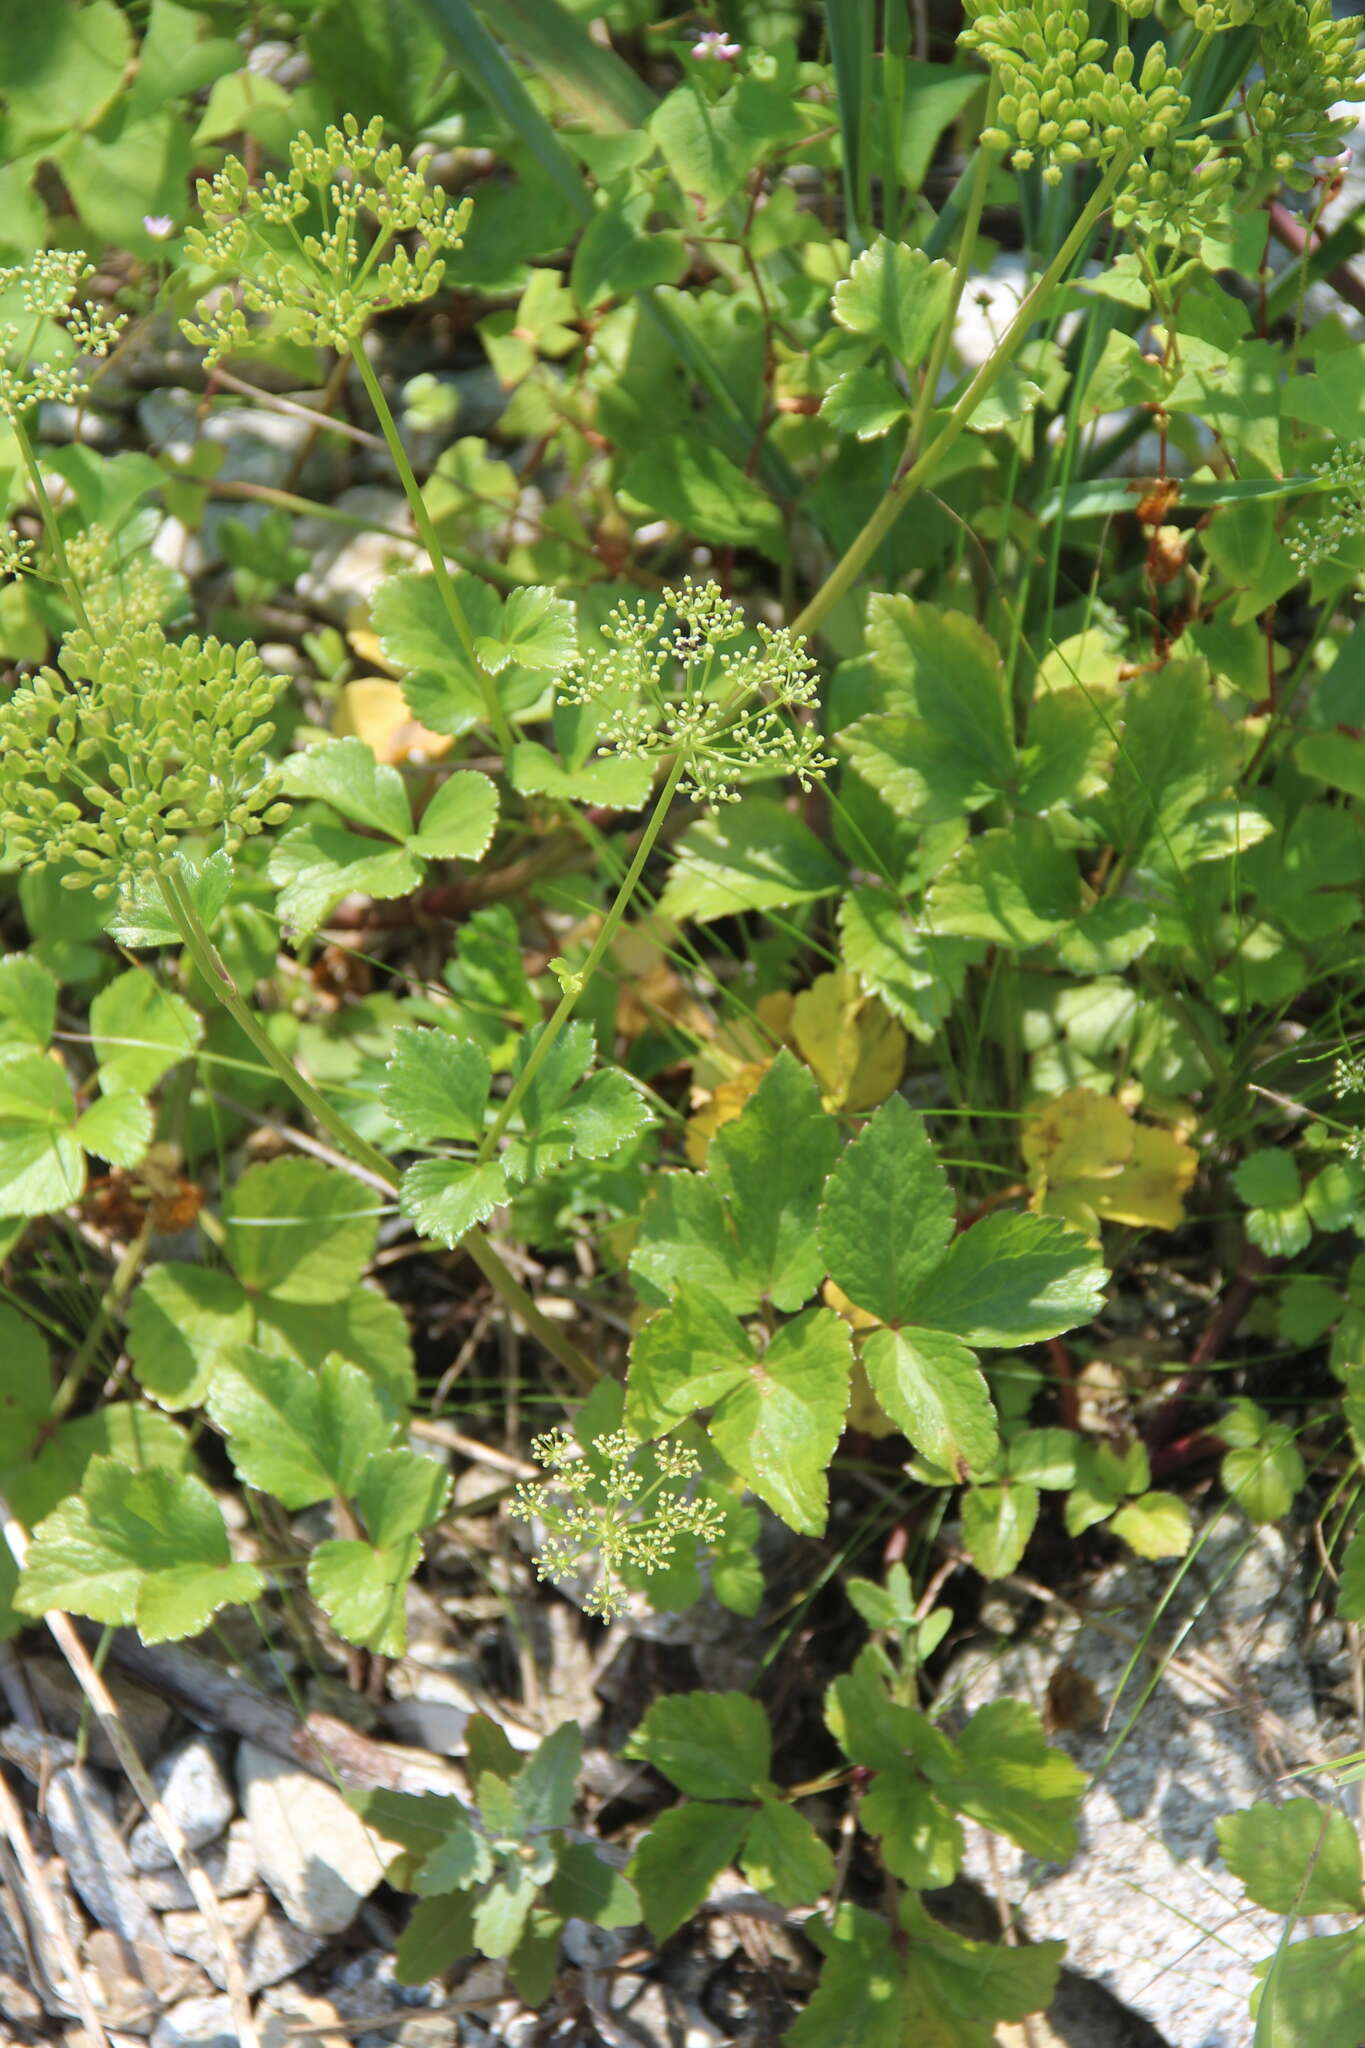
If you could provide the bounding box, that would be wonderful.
[162,1896,324,1993]
[137,1816,259,1910]
[130,1736,235,1870]
[150,1994,238,2048]
[293,486,419,615]
[237,1741,395,1934]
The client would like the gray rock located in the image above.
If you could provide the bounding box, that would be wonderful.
[292,486,419,614]
[45,1766,175,1970]
[948,1514,1353,2048]
[162,1896,324,1993]
[20,1656,173,1769]
[237,1741,394,1935]
[137,1817,259,1910]
[150,1994,238,2048]
[129,1736,235,1871]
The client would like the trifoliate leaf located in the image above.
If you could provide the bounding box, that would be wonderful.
[501,1063,656,1182]
[1109,1491,1193,1559]
[206,1351,394,1509]
[16,1458,263,1644]
[961,1482,1040,1579]
[659,800,844,924]
[399,1157,507,1246]
[631,1802,751,1942]
[740,1796,834,1906]
[280,736,413,840]
[832,240,955,370]
[1218,1798,1364,1917]
[862,1325,998,1478]
[224,1157,378,1305]
[904,1211,1106,1348]
[475,588,577,675]
[819,1095,955,1324]
[626,1691,771,1802]
[383,1028,492,1145]
[90,969,202,1094]
[407,770,499,861]
[307,1535,423,1656]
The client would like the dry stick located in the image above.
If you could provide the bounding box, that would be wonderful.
[0,1508,261,2048]
[0,1769,114,2048]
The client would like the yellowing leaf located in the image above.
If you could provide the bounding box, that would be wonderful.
[1022,1086,1197,1237]
[844,1358,899,1437]
[686,1062,770,1166]
[333,680,453,767]
[822,1278,883,1335]
[790,970,906,1113]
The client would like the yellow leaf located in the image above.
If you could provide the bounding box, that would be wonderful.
[844,1359,899,1437]
[1022,1085,1196,1236]
[332,680,452,766]
[346,627,394,673]
[1089,1121,1197,1232]
[791,969,906,1112]
[1022,1086,1133,1187]
[822,1277,882,1334]
[685,1062,770,1166]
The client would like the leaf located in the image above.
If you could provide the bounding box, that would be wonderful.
[789,970,906,1113]
[394,1893,478,1984]
[127,1264,255,1410]
[16,1458,263,1644]
[821,365,909,441]
[90,969,202,1094]
[1223,1433,1305,1525]
[472,1864,540,1958]
[631,1802,751,1941]
[1234,1148,1301,1208]
[629,1172,756,1317]
[707,1052,839,1314]
[832,240,955,370]
[280,736,413,840]
[408,771,499,861]
[659,799,844,924]
[925,820,1082,946]
[355,1446,451,1546]
[546,1841,640,1928]
[626,1692,771,1802]
[0,1053,86,1215]
[225,1158,378,1306]
[1248,1925,1365,2048]
[900,1894,1064,2034]
[1109,1490,1193,1559]
[206,1351,393,1509]
[862,1325,998,1478]
[819,1095,955,1324]
[839,888,979,1044]
[308,1536,422,1655]
[619,436,786,559]
[572,186,688,308]
[649,77,799,212]
[383,1028,493,1144]
[4,1399,191,1532]
[410,1817,494,1895]
[961,1482,1040,1578]
[860,1770,963,1889]
[740,1796,834,1906]
[371,570,501,738]
[475,587,577,675]
[508,737,655,810]
[788,1905,905,2048]
[4,0,132,149]
[706,1309,852,1535]
[269,820,423,935]
[399,1157,507,1246]
[74,1091,154,1170]
[1022,1088,1197,1236]
[0,954,57,1048]
[904,1211,1106,1348]
[844,598,1015,824]
[108,850,235,949]
[1217,1799,1364,1917]
[945,1700,1085,1864]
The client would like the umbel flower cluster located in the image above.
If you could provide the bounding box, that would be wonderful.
[0,625,290,897]
[559,577,832,805]
[1285,446,1365,575]
[0,252,125,421]
[509,1425,726,1619]
[182,113,473,366]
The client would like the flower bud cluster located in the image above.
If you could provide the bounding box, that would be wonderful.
[1240,0,1365,193]
[63,522,175,634]
[182,114,473,366]
[0,625,290,896]
[510,1425,725,1619]
[558,577,832,804]
[1285,446,1365,575]
[0,252,125,420]
[964,2,1188,186]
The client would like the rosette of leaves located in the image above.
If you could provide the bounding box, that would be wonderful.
[381,1019,656,1249]
[0,624,289,899]
[125,1155,413,1411]
[182,113,473,364]
[626,1058,1104,1535]
[267,736,499,935]
[352,1717,638,2003]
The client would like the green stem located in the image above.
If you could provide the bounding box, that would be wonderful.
[792,147,1133,640]
[347,339,516,756]
[12,416,92,634]
[50,1216,152,1423]
[907,78,1000,462]
[158,867,599,1388]
[480,754,686,1160]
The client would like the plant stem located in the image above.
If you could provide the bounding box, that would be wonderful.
[12,417,92,634]
[157,867,598,1387]
[480,753,686,1159]
[906,78,1000,461]
[792,148,1132,640]
[347,340,516,757]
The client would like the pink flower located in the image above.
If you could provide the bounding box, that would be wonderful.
[143,215,175,241]
[691,29,740,60]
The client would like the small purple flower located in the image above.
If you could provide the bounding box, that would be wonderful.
[691,28,740,60]
[143,215,175,242]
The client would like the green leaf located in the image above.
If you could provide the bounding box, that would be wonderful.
[90,969,202,1094]
[832,240,955,370]
[411,1816,494,1895]
[383,1028,493,1145]
[281,737,413,841]
[860,1770,962,1889]
[649,78,800,212]
[399,1157,507,1246]
[0,954,56,1049]
[74,1091,153,1170]
[788,1904,905,2048]
[707,1309,852,1535]
[572,186,687,309]
[508,738,655,810]
[740,1796,835,1906]
[546,1841,640,1928]
[512,1720,581,1832]
[408,771,499,861]
[862,1325,998,1478]
[348,1785,467,1857]
[961,1482,1040,1578]
[905,1211,1106,1348]
[108,850,234,950]
[821,365,909,441]
[900,1893,1064,2035]
[127,1264,255,1410]
[393,1892,477,1984]
[1218,1799,1363,1916]
[619,436,786,559]
[818,1094,955,1323]
[945,1700,1084,1863]
[631,1802,752,1941]
[1222,1434,1305,1524]
[629,1173,757,1317]
[0,1053,86,1215]
[925,820,1082,946]
[475,587,577,675]
[355,1447,451,1546]
[4,0,132,149]
[206,1351,394,1509]
[1109,1491,1193,1559]
[659,799,844,924]
[708,1052,839,1314]
[224,1158,378,1306]
[371,570,501,738]
[839,888,979,1043]
[627,1692,771,1802]
[16,1458,263,1644]
[1234,1149,1301,1208]
[308,1535,423,1655]
[1249,1926,1365,2048]
[472,1863,541,1958]
[269,820,423,936]
[1088,660,1237,865]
